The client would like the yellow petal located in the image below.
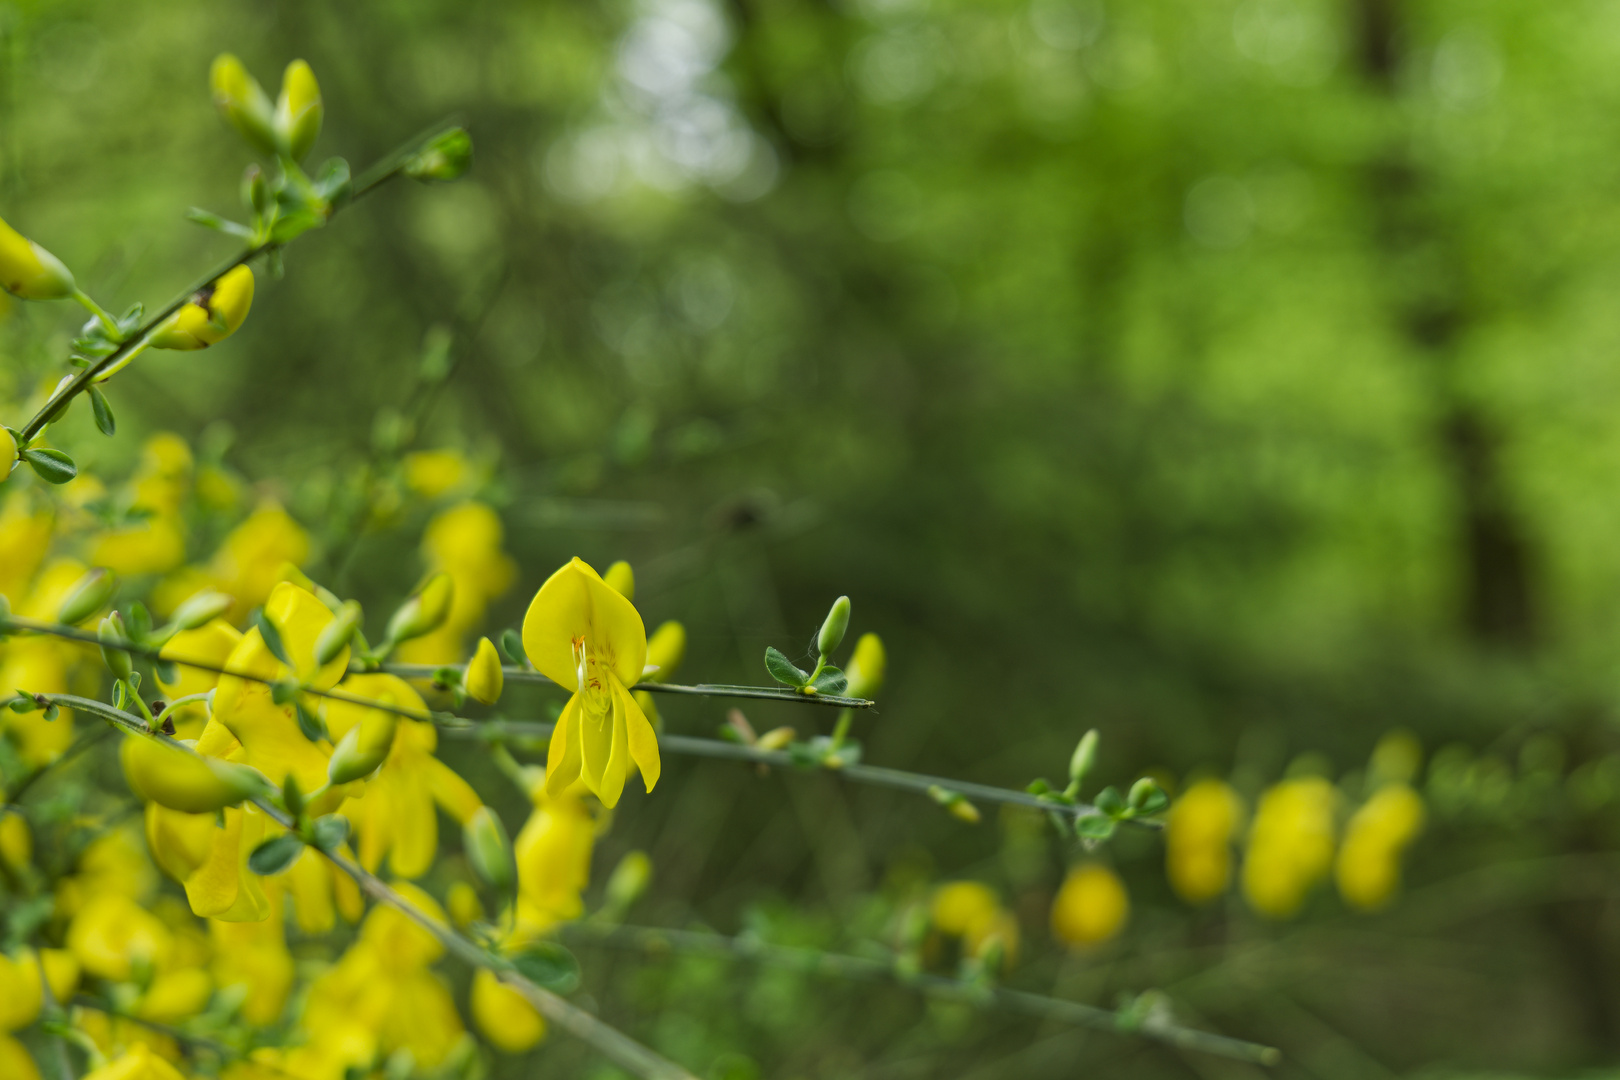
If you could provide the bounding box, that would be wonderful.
[577,700,616,806]
[617,677,660,794]
[0,1033,42,1080]
[471,968,546,1053]
[521,557,647,689]
[544,695,583,798]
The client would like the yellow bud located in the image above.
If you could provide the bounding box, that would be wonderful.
[210,54,278,156]
[446,881,485,928]
[948,799,982,825]
[645,620,685,682]
[463,636,504,704]
[120,736,263,813]
[471,968,546,1054]
[326,699,398,784]
[0,427,15,482]
[845,632,886,699]
[150,265,255,350]
[0,811,31,871]
[275,60,322,161]
[755,726,795,752]
[137,968,212,1024]
[0,215,74,300]
[386,570,454,644]
[1050,863,1129,948]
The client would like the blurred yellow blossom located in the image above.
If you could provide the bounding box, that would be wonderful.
[1336,783,1425,911]
[208,504,310,619]
[472,968,546,1053]
[396,500,514,664]
[1051,863,1129,947]
[1165,778,1244,905]
[1242,776,1337,919]
[403,449,470,497]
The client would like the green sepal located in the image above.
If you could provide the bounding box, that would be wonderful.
[499,629,526,667]
[184,208,254,240]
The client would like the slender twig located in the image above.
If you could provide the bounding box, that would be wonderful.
[461,718,1157,828]
[31,692,700,1080]
[561,923,1279,1065]
[11,121,457,445]
[383,662,875,709]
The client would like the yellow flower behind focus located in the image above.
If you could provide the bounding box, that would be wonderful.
[0,948,78,1031]
[1242,776,1337,919]
[524,558,659,809]
[212,892,296,1025]
[81,1043,187,1080]
[0,493,53,600]
[156,619,243,736]
[512,778,597,936]
[1165,778,1244,905]
[396,500,516,664]
[150,265,254,351]
[69,893,173,982]
[472,968,546,1053]
[403,449,469,498]
[1336,783,1425,911]
[1051,863,1129,947]
[0,1034,41,1080]
[208,504,310,619]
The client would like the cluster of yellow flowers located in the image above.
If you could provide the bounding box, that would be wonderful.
[1163,732,1428,917]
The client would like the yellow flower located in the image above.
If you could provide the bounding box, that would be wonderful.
[212,581,350,793]
[54,826,155,917]
[137,968,212,1024]
[524,558,660,808]
[0,811,30,870]
[150,265,254,350]
[396,501,515,664]
[1165,778,1244,905]
[930,881,999,945]
[1051,863,1129,947]
[512,781,597,936]
[0,948,78,1030]
[81,1043,187,1080]
[463,636,504,704]
[210,54,277,157]
[90,518,186,577]
[0,214,74,300]
[275,60,323,161]
[403,450,469,498]
[282,846,363,934]
[0,493,53,600]
[1242,776,1337,919]
[209,504,309,619]
[212,893,296,1025]
[472,968,547,1053]
[328,674,483,878]
[69,893,173,982]
[121,735,263,813]
[0,428,15,485]
[156,618,243,736]
[0,638,74,765]
[0,1034,42,1080]
[1336,783,1425,911]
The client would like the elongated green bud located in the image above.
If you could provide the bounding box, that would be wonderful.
[315,600,363,666]
[463,636,504,705]
[817,596,851,657]
[210,54,278,157]
[327,698,398,784]
[844,633,886,700]
[386,572,454,645]
[1069,729,1099,789]
[59,568,118,626]
[603,560,634,601]
[463,805,515,893]
[99,614,133,680]
[170,590,233,632]
[274,60,322,162]
[404,128,473,182]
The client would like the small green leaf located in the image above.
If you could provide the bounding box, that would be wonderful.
[810,665,847,695]
[270,680,298,706]
[1094,786,1126,818]
[88,386,116,436]
[185,207,255,239]
[1026,778,1052,795]
[41,703,59,722]
[155,660,178,686]
[247,833,305,876]
[256,611,291,665]
[511,942,581,994]
[311,814,350,852]
[125,601,152,643]
[764,647,809,688]
[20,447,76,485]
[499,628,525,666]
[1075,813,1116,841]
[282,775,305,818]
[8,695,36,713]
[294,700,326,742]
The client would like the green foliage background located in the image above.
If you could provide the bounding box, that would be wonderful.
[6,0,1620,1075]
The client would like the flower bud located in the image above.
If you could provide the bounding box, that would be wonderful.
[1128,776,1166,814]
[121,735,263,813]
[150,265,255,350]
[1050,863,1130,948]
[844,632,885,700]
[0,214,74,300]
[0,426,14,479]
[645,621,685,682]
[169,590,233,632]
[210,54,278,156]
[59,568,118,625]
[463,805,515,893]
[816,595,850,657]
[99,614,133,681]
[604,850,653,914]
[603,560,634,600]
[314,600,362,666]
[471,968,546,1054]
[275,60,323,161]
[326,699,398,784]
[241,164,270,216]
[404,127,473,182]
[463,636,504,705]
[386,571,454,644]
[1069,729,1099,789]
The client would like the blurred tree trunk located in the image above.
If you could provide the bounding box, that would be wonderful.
[1352,0,1538,650]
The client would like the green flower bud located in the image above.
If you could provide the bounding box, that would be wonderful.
[404,128,473,183]
[59,568,118,626]
[1069,729,1099,789]
[1128,776,1167,814]
[274,60,323,162]
[327,698,398,784]
[463,636,504,705]
[463,805,515,894]
[603,850,653,915]
[242,164,270,216]
[170,590,234,632]
[210,54,278,157]
[99,614,133,681]
[0,214,73,301]
[386,572,454,645]
[844,632,886,700]
[603,560,634,601]
[315,600,363,666]
[817,595,851,658]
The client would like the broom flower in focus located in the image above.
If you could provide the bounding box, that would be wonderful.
[150,265,255,351]
[523,558,660,808]
[0,214,74,301]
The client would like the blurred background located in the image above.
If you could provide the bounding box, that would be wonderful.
[5,0,1620,1075]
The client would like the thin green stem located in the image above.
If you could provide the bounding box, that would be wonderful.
[69,289,120,339]
[382,661,874,710]
[30,691,699,1080]
[151,691,213,729]
[829,708,854,749]
[561,923,1280,1065]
